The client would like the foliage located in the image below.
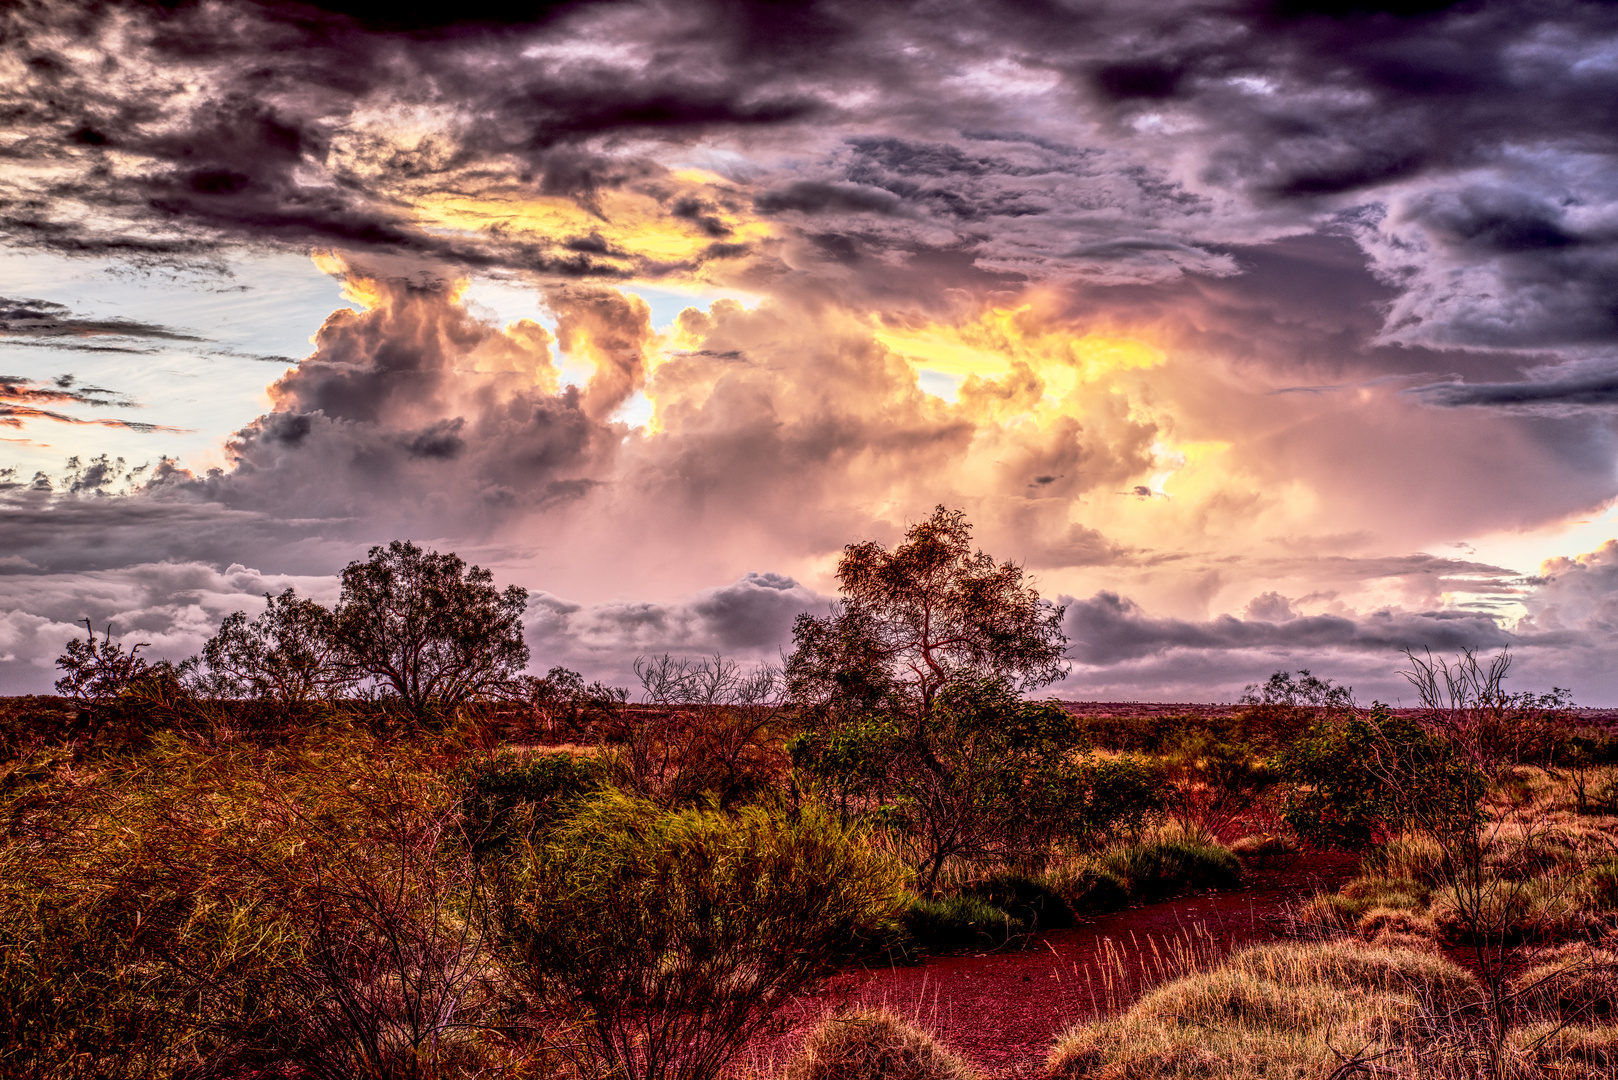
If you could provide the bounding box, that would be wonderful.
[1275,705,1479,852]
[455,749,606,857]
[1045,862,1131,916]
[786,505,1068,727]
[511,665,626,740]
[0,731,494,1080]
[602,654,788,809]
[789,676,1098,891]
[195,588,346,703]
[960,870,1074,930]
[335,540,530,719]
[493,791,904,1080]
[53,618,149,710]
[1159,729,1274,843]
[1240,668,1355,711]
[1400,649,1575,774]
[899,894,1026,952]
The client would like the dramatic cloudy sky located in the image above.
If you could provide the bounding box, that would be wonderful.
[4,0,1618,702]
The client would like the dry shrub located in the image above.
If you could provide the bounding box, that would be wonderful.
[1356,906,1438,943]
[1046,942,1478,1080]
[0,728,501,1080]
[1292,878,1429,936]
[1293,891,1364,934]
[1365,834,1450,885]
[1341,876,1432,911]
[785,1009,975,1080]
[1509,1022,1618,1077]
[1044,861,1129,917]
[1513,945,1618,1023]
[1483,825,1579,880]
[1429,873,1589,944]
[1228,831,1297,866]
[495,792,904,1080]
[1588,857,1618,911]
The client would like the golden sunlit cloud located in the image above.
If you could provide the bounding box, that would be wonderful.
[413,178,773,278]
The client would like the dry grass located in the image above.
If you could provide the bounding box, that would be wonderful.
[1513,944,1618,1023]
[1046,941,1480,1080]
[784,1009,976,1080]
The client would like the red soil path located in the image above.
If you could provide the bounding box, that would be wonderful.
[738,852,1361,1080]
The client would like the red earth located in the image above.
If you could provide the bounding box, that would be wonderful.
[736,852,1362,1080]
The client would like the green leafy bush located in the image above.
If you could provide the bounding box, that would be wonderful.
[1275,706,1479,851]
[789,677,1101,890]
[1045,862,1130,916]
[494,792,903,1080]
[455,749,604,855]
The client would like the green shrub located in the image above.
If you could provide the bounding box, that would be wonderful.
[494,792,903,1080]
[454,749,604,855]
[786,1009,975,1080]
[900,894,1026,952]
[1096,838,1242,903]
[960,871,1074,930]
[1275,706,1480,851]
[1045,862,1130,916]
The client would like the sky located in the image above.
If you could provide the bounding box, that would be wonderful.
[4,0,1618,703]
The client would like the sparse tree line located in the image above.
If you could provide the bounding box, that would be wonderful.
[7,507,1618,1080]
[55,539,538,720]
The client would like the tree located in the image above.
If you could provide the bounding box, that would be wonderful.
[197,589,344,703]
[334,541,529,719]
[786,506,1068,728]
[54,618,149,709]
[789,675,1105,891]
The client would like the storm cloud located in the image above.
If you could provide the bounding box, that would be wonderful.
[5,0,1618,699]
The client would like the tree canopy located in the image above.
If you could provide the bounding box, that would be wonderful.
[786,506,1069,724]
[335,540,529,718]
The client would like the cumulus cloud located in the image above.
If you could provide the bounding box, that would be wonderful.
[7,0,1618,698]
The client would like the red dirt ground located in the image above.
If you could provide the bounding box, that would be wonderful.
[736,852,1361,1080]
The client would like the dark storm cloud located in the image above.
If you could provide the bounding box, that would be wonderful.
[0,296,203,348]
[1063,589,1521,667]
[5,0,1618,340]
[524,571,829,679]
[1411,359,1618,411]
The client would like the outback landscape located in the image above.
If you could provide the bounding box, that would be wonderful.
[6,510,1618,1080]
[9,0,1618,1077]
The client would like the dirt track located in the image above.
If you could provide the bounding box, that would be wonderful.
[738,852,1360,1080]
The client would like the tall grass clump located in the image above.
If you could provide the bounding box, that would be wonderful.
[786,1009,976,1080]
[1094,837,1242,902]
[493,791,904,1080]
[1047,941,1479,1079]
[900,894,1025,953]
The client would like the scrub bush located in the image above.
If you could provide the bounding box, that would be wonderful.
[961,871,1074,930]
[494,792,903,1080]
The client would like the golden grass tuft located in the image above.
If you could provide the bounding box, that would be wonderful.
[1509,1022,1618,1077]
[1355,906,1437,943]
[1045,942,1478,1080]
[785,1009,976,1080]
